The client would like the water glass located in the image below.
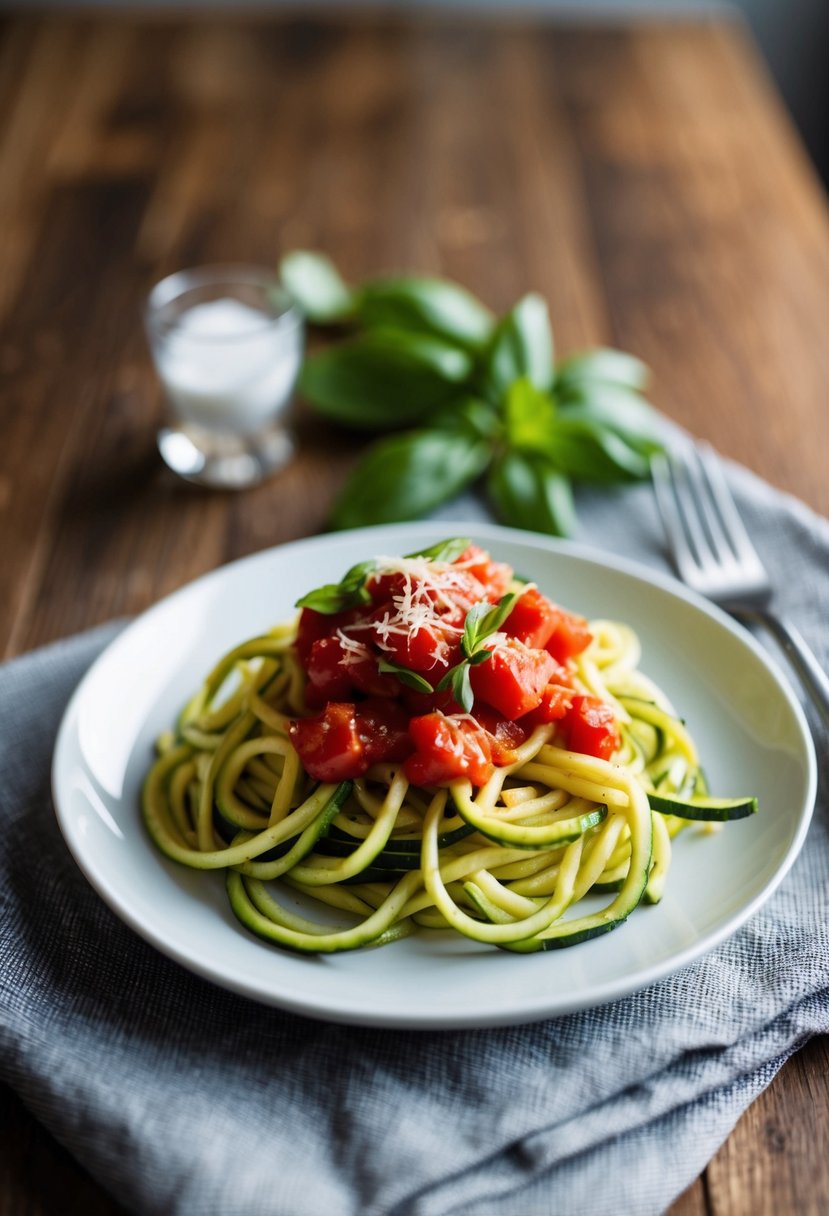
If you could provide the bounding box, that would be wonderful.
[145,265,304,488]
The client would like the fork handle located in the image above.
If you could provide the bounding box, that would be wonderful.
[734,607,829,732]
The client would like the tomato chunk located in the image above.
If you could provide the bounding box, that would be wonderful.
[455,545,512,598]
[305,636,355,705]
[290,702,366,781]
[503,586,559,649]
[470,640,557,719]
[295,607,334,665]
[404,713,492,787]
[523,682,575,727]
[292,544,605,787]
[561,695,620,760]
[369,567,482,617]
[290,700,412,780]
[545,608,593,663]
[371,615,461,677]
[474,706,528,765]
[355,699,412,766]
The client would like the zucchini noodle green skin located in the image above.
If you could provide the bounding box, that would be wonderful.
[140,616,756,955]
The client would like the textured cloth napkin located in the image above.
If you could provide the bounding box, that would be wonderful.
[1,460,828,1216]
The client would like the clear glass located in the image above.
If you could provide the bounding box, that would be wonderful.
[145,265,304,488]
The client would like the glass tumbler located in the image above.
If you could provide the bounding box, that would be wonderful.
[145,265,304,488]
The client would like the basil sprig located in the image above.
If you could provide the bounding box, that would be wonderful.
[376,657,434,693]
[436,592,517,712]
[404,537,472,563]
[294,559,377,614]
[281,251,664,536]
[294,536,475,619]
[293,543,518,711]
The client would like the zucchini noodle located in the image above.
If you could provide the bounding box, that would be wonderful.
[141,609,755,954]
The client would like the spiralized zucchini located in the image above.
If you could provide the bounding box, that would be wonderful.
[142,615,752,954]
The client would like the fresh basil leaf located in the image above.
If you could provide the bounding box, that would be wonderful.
[437,662,475,713]
[488,450,577,537]
[339,559,378,593]
[376,657,435,693]
[504,377,556,451]
[404,537,472,563]
[484,293,554,400]
[539,471,577,536]
[556,385,665,454]
[461,607,485,657]
[467,648,494,666]
[483,592,517,637]
[294,585,351,613]
[295,582,371,613]
[279,251,355,324]
[330,426,491,530]
[454,664,475,713]
[545,417,651,482]
[462,592,517,656]
[295,559,376,613]
[299,330,474,431]
[357,277,494,351]
[555,348,649,393]
[432,396,502,441]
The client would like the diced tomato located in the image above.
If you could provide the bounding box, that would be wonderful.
[366,570,398,604]
[355,699,412,766]
[292,543,605,786]
[290,700,413,781]
[474,706,528,765]
[305,632,399,705]
[404,713,493,787]
[290,703,366,781]
[372,621,456,677]
[470,640,557,719]
[523,682,575,727]
[503,586,559,649]
[295,606,365,664]
[305,636,354,705]
[295,608,335,665]
[380,624,434,674]
[561,695,620,760]
[346,655,399,698]
[454,545,512,599]
[368,568,482,615]
[545,608,593,663]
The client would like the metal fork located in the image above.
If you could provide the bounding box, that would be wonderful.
[652,442,829,731]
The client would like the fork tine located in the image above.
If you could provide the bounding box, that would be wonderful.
[653,444,829,726]
[653,441,769,593]
[677,444,741,569]
[659,446,725,573]
[696,443,764,569]
[651,452,705,583]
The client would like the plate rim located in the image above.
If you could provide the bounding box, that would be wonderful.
[51,521,819,1028]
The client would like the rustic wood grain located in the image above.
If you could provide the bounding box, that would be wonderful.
[706,1035,829,1216]
[1,13,827,1215]
[670,1178,710,1216]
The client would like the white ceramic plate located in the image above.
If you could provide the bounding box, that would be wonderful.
[52,522,817,1028]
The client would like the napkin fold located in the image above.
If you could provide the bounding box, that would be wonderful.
[1,462,828,1216]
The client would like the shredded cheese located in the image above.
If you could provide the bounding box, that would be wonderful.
[334,629,373,668]
[343,557,477,662]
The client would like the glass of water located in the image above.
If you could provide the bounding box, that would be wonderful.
[145,265,304,488]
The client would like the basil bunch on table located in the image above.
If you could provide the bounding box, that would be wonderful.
[280,251,663,535]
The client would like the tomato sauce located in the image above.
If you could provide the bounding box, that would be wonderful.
[289,544,619,785]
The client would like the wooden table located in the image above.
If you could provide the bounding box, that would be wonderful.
[1,12,828,1215]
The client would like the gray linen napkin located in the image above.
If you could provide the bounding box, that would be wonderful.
[1,461,827,1216]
